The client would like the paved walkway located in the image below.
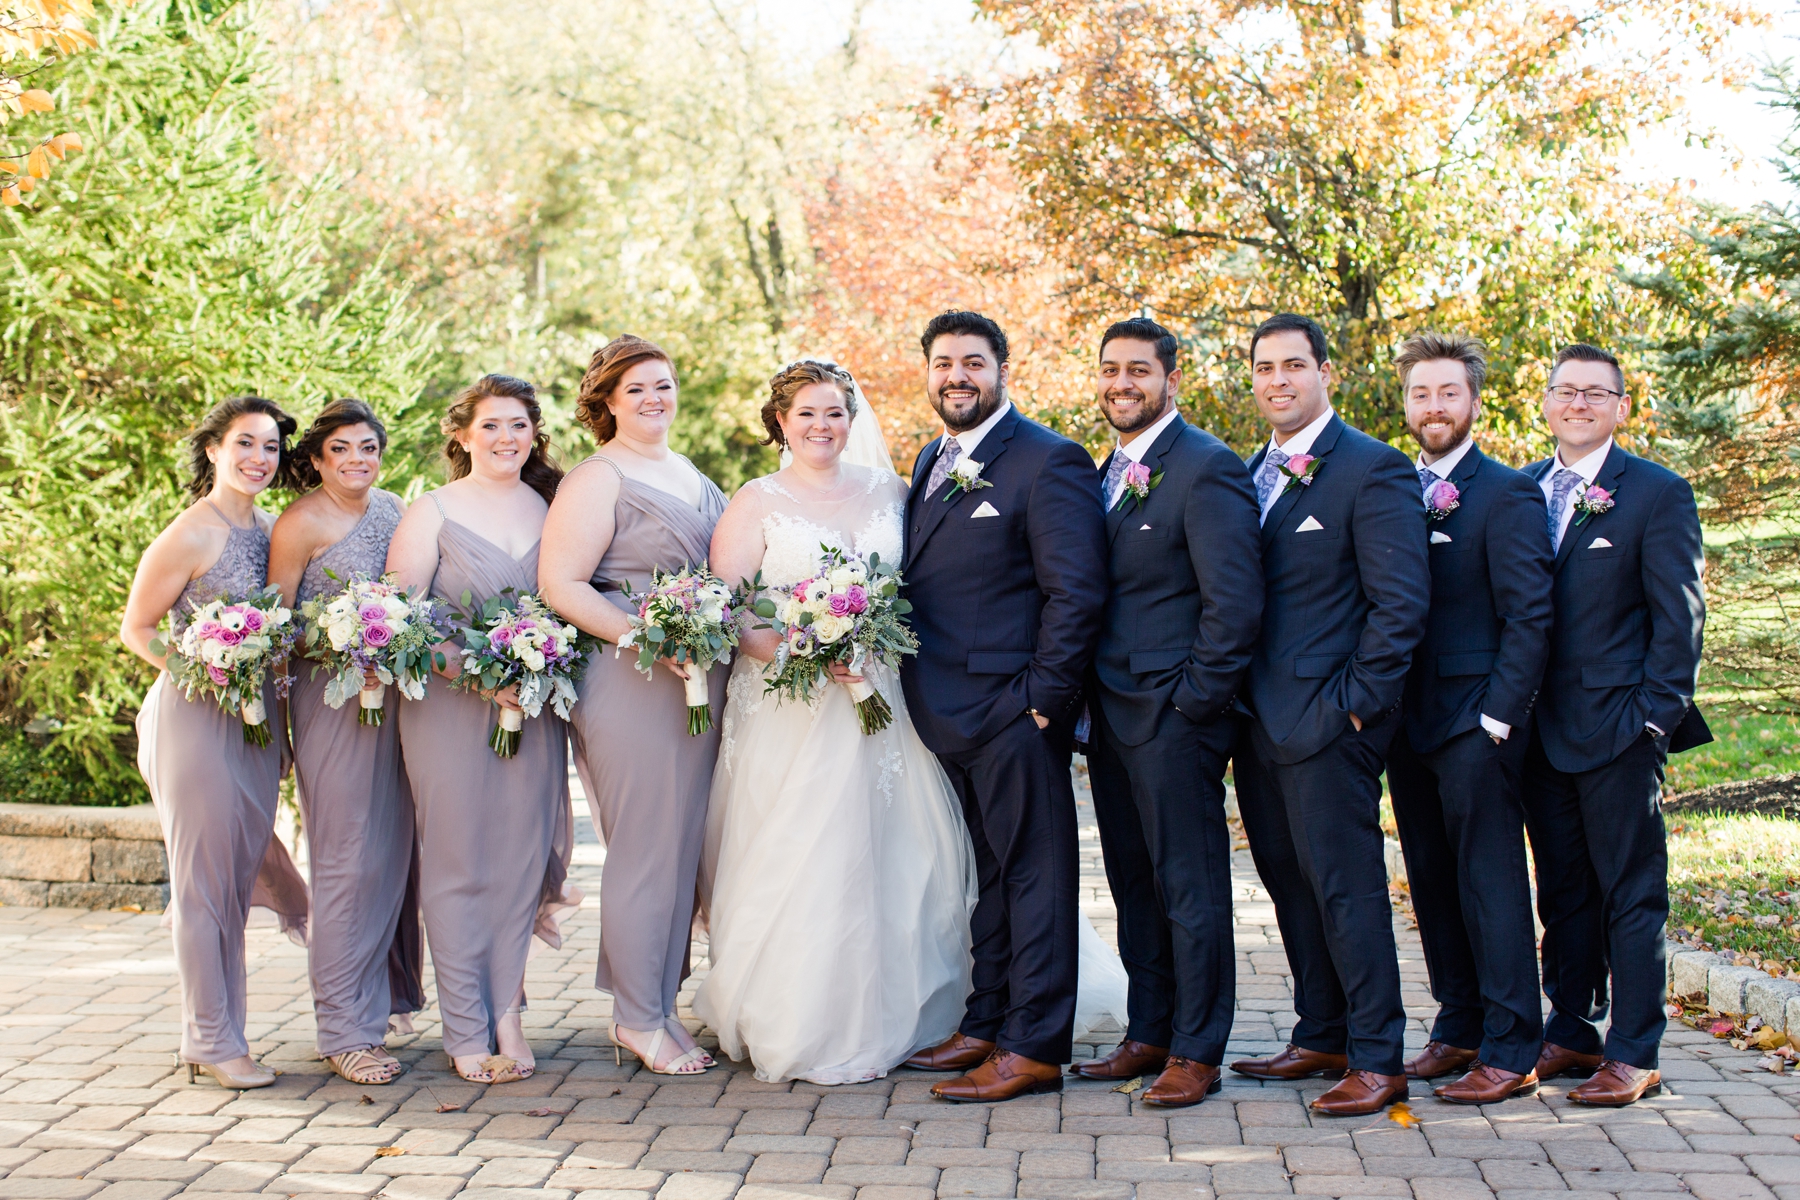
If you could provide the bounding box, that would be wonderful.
[2,770,1797,1200]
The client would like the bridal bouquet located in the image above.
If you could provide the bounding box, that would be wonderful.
[155,586,298,747]
[450,589,597,757]
[300,574,448,726]
[754,547,917,734]
[617,566,739,735]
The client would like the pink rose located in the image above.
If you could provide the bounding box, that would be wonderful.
[206,664,228,685]
[828,592,852,617]
[196,620,223,639]
[845,585,868,614]
[490,625,514,647]
[515,617,537,630]
[1123,461,1152,488]
[1584,485,1611,503]
[241,608,265,633]
[362,623,393,648]
[216,627,243,646]
[1426,479,1460,509]
[359,603,388,623]
[1285,453,1316,475]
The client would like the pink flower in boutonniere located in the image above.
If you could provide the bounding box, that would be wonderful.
[1572,483,1615,527]
[1112,461,1164,514]
[1423,479,1460,521]
[1278,452,1322,494]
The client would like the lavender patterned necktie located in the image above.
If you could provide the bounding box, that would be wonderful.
[1418,466,1435,498]
[1103,452,1131,509]
[925,435,963,498]
[1548,467,1583,550]
[1254,445,1290,514]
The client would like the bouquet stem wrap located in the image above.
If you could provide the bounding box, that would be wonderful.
[241,698,271,747]
[842,677,894,736]
[358,684,387,727]
[683,667,712,736]
[491,705,525,758]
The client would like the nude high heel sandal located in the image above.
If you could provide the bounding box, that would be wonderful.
[175,1054,275,1089]
[611,1023,708,1075]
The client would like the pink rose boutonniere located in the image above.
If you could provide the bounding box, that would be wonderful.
[1279,452,1322,494]
[1572,484,1616,528]
[1424,479,1460,521]
[1112,461,1164,514]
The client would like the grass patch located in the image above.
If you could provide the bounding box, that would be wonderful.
[1667,711,1800,794]
[1667,811,1800,976]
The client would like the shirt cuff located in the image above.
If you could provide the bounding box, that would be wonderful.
[1479,713,1512,740]
[1646,720,1666,737]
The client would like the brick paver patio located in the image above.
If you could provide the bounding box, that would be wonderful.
[2,770,1795,1200]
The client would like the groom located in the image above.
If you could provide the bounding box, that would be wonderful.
[901,309,1108,1102]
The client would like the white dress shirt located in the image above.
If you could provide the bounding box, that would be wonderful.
[939,400,1014,463]
[1105,405,1182,509]
[1417,438,1511,741]
[1540,438,1613,550]
[1257,406,1335,521]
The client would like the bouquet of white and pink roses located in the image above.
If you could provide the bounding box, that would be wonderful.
[154,586,299,746]
[617,566,739,735]
[450,589,598,757]
[753,547,917,735]
[300,573,448,726]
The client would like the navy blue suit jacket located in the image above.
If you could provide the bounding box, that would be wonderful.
[1090,415,1263,747]
[900,407,1108,756]
[1242,415,1430,765]
[1402,444,1554,754]
[1525,443,1710,773]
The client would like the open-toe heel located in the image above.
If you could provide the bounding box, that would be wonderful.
[453,1055,496,1084]
[611,1023,708,1075]
[497,1006,534,1081]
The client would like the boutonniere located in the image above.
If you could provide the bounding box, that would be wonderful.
[1279,452,1322,494]
[943,456,994,502]
[1571,483,1615,527]
[1423,478,1460,522]
[1112,461,1163,514]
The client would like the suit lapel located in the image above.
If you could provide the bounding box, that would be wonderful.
[1260,416,1343,548]
[1106,414,1185,543]
[1553,444,1627,574]
[1450,444,1483,489]
[910,408,1019,559]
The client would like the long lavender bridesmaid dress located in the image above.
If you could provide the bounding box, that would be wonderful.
[396,496,573,1060]
[290,490,425,1061]
[135,510,286,1066]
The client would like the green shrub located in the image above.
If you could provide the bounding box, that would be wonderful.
[0,724,147,807]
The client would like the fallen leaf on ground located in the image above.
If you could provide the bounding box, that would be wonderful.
[525,1107,558,1117]
[1389,1102,1420,1128]
[1708,1018,1736,1037]
[1112,1076,1143,1094]
[1752,1026,1789,1051]
[1757,1054,1787,1074]
[374,1147,405,1157]
[358,1095,374,1106]
[436,1103,461,1113]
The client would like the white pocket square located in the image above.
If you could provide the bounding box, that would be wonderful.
[1295,515,1324,533]
[1139,523,1152,530]
[971,501,1000,518]
[1431,531,1452,544]
[1588,536,1612,549]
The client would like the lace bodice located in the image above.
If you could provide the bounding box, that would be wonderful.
[297,491,403,605]
[170,515,269,636]
[750,468,904,587]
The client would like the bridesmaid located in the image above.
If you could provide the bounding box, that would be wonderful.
[269,399,423,1087]
[387,374,571,1085]
[121,396,298,1089]
[540,335,728,1076]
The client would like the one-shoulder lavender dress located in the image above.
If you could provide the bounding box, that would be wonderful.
[135,511,287,1065]
[396,496,573,1059]
[565,455,727,1033]
[290,490,425,1059]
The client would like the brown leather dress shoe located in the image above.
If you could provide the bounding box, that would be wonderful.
[905,1032,997,1072]
[1567,1061,1661,1107]
[931,1050,1064,1103]
[1141,1057,1222,1108]
[1404,1041,1479,1080]
[1072,1041,1170,1080]
[1535,1041,1604,1080]
[1230,1044,1349,1080]
[1434,1064,1539,1105]
[1310,1069,1409,1116]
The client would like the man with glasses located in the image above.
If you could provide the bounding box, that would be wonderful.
[1522,343,1710,1106]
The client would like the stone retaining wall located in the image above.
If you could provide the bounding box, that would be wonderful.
[1667,938,1800,1033]
[0,801,168,910]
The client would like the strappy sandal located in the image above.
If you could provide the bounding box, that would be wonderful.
[327,1048,401,1085]
[666,1015,715,1069]
[479,1054,533,1085]
[496,1006,535,1081]
[611,1023,708,1075]
[453,1055,496,1083]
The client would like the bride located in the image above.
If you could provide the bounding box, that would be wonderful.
[696,360,975,1085]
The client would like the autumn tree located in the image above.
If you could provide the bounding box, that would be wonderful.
[2,0,95,198]
[948,0,1751,452]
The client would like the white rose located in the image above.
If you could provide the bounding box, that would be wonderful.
[381,595,408,618]
[828,567,854,588]
[951,458,983,484]
[520,647,547,673]
[813,614,851,644]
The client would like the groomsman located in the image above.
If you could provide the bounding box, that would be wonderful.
[1227,314,1429,1116]
[1077,318,1263,1107]
[1384,333,1553,1105]
[1523,343,1709,1107]
[901,310,1108,1102]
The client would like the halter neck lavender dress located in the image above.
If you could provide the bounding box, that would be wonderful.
[565,455,727,1034]
[291,490,425,1059]
[396,496,574,1059]
[135,510,290,1065]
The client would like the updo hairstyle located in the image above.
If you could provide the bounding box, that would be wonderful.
[760,360,859,448]
[441,373,563,505]
[185,395,299,500]
[576,335,677,444]
[292,399,388,492]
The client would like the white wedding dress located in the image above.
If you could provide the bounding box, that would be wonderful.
[695,468,978,1084]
